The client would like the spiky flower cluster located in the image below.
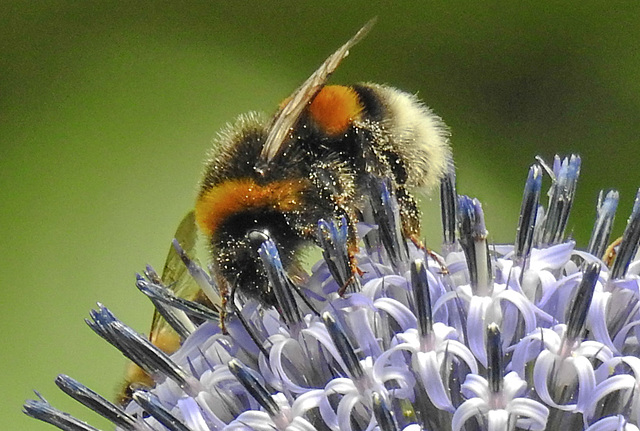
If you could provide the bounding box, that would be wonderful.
[25,156,640,431]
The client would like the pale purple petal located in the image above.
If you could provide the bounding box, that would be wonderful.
[452,398,487,431]
[461,374,490,400]
[486,409,509,431]
[336,392,362,431]
[585,374,637,423]
[226,411,273,431]
[413,350,455,411]
[467,295,492,366]
[373,297,417,332]
[585,415,640,431]
[529,241,575,271]
[507,398,549,430]
[178,397,212,431]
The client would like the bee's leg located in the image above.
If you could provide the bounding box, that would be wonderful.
[604,236,623,267]
[408,235,449,275]
[213,273,230,334]
[347,229,364,277]
[337,213,364,296]
[309,162,363,295]
[337,258,364,295]
[398,187,449,274]
[219,309,228,334]
[396,186,421,239]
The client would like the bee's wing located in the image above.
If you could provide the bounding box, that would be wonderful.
[256,19,375,172]
[148,210,200,349]
[118,210,201,404]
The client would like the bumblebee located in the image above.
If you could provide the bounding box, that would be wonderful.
[120,20,451,403]
[195,21,451,312]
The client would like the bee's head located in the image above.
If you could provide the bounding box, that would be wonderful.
[200,200,309,304]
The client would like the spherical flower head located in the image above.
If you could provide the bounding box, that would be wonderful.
[24,157,640,431]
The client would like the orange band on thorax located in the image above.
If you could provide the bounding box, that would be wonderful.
[308,85,363,135]
[195,179,307,237]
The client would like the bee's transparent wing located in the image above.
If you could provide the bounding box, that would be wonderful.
[256,19,375,173]
[148,210,201,348]
[118,210,202,404]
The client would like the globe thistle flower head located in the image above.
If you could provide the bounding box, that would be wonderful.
[24,156,640,431]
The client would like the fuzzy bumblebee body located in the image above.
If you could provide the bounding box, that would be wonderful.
[195,82,451,306]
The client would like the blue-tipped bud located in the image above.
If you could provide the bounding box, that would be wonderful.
[486,323,503,394]
[322,312,364,380]
[372,392,398,431]
[171,239,221,306]
[140,265,195,340]
[457,195,492,294]
[587,190,619,259]
[611,188,640,279]
[440,160,457,251]
[367,176,410,272]
[86,305,191,392]
[136,275,219,323]
[565,262,600,344]
[54,375,137,431]
[132,391,191,431]
[23,393,102,431]
[318,217,360,293]
[540,154,581,246]
[258,238,302,327]
[228,359,280,417]
[515,164,542,262]
[411,259,433,343]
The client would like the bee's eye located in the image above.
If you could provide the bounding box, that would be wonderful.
[246,229,270,249]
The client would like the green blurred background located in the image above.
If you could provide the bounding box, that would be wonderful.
[2,2,640,430]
